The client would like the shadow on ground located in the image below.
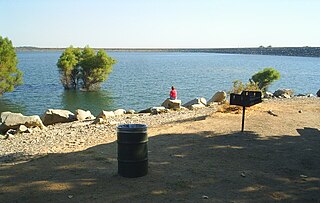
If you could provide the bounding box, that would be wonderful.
[0,127,319,202]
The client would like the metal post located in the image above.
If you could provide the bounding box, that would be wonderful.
[241,106,245,132]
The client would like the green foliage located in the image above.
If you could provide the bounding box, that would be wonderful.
[57,46,116,90]
[0,36,23,95]
[230,80,260,94]
[250,67,280,92]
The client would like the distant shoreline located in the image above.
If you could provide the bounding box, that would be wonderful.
[15,46,320,57]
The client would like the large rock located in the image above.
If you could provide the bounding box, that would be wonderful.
[190,103,206,110]
[42,109,76,126]
[273,89,294,98]
[114,109,126,116]
[151,107,167,115]
[183,98,207,109]
[317,89,320,97]
[96,110,115,119]
[208,91,227,104]
[0,112,46,133]
[161,99,181,109]
[75,109,95,121]
[264,92,273,99]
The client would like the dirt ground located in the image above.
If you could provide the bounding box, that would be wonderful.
[0,98,320,202]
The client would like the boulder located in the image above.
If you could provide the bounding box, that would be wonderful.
[42,109,76,126]
[161,99,181,109]
[96,110,115,119]
[190,103,206,110]
[75,109,95,121]
[139,108,152,114]
[114,109,126,116]
[93,118,105,124]
[151,107,167,115]
[208,91,227,104]
[0,112,46,133]
[273,89,294,98]
[317,89,320,97]
[264,92,273,99]
[183,98,207,109]
[17,125,28,133]
[126,109,136,114]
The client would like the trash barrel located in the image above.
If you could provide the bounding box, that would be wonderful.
[117,124,148,178]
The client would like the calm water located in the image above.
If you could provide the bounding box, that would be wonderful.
[0,51,319,116]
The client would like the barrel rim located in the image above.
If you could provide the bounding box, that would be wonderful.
[117,124,147,130]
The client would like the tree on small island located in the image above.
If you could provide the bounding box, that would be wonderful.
[0,36,23,96]
[57,46,116,91]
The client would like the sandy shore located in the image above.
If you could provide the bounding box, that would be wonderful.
[0,97,319,202]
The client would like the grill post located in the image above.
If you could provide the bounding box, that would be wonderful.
[241,106,245,132]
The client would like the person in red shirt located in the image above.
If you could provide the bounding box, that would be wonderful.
[170,86,177,100]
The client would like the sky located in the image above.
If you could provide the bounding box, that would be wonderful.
[0,0,320,48]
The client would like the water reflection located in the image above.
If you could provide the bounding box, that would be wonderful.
[0,97,27,114]
[61,90,115,115]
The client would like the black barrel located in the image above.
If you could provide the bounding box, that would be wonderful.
[117,124,148,178]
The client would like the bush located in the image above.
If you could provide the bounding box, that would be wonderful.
[230,80,260,94]
[250,67,280,92]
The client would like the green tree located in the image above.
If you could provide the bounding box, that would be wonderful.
[57,46,116,91]
[57,46,81,89]
[250,67,280,92]
[0,36,23,95]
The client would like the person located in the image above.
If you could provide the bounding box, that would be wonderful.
[170,86,177,100]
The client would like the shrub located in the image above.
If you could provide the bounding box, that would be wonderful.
[250,67,280,92]
[230,80,260,94]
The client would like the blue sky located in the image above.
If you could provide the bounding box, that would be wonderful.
[1,0,319,48]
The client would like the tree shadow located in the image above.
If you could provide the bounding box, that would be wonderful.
[0,127,319,202]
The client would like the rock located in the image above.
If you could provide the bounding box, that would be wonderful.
[306,94,314,97]
[208,91,227,104]
[202,195,209,199]
[264,92,273,98]
[18,125,28,133]
[183,98,207,109]
[298,110,302,113]
[139,108,152,114]
[126,109,136,114]
[0,112,46,133]
[75,109,95,121]
[93,118,105,124]
[296,93,306,97]
[161,99,181,109]
[317,89,320,97]
[190,103,206,110]
[42,109,76,126]
[96,111,115,119]
[151,107,167,115]
[273,89,294,98]
[267,110,278,117]
[114,109,126,116]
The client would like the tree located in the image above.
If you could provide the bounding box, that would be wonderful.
[57,46,116,91]
[0,36,23,95]
[250,67,280,92]
[57,46,82,89]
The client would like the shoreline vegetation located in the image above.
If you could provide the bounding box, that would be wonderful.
[16,46,320,57]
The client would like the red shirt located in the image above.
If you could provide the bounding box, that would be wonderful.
[170,89,177,99]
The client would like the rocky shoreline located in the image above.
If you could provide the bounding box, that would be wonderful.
[0,104,218,163]
[1,88,319,164]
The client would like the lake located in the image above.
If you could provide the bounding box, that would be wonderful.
[0,51,319,116]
